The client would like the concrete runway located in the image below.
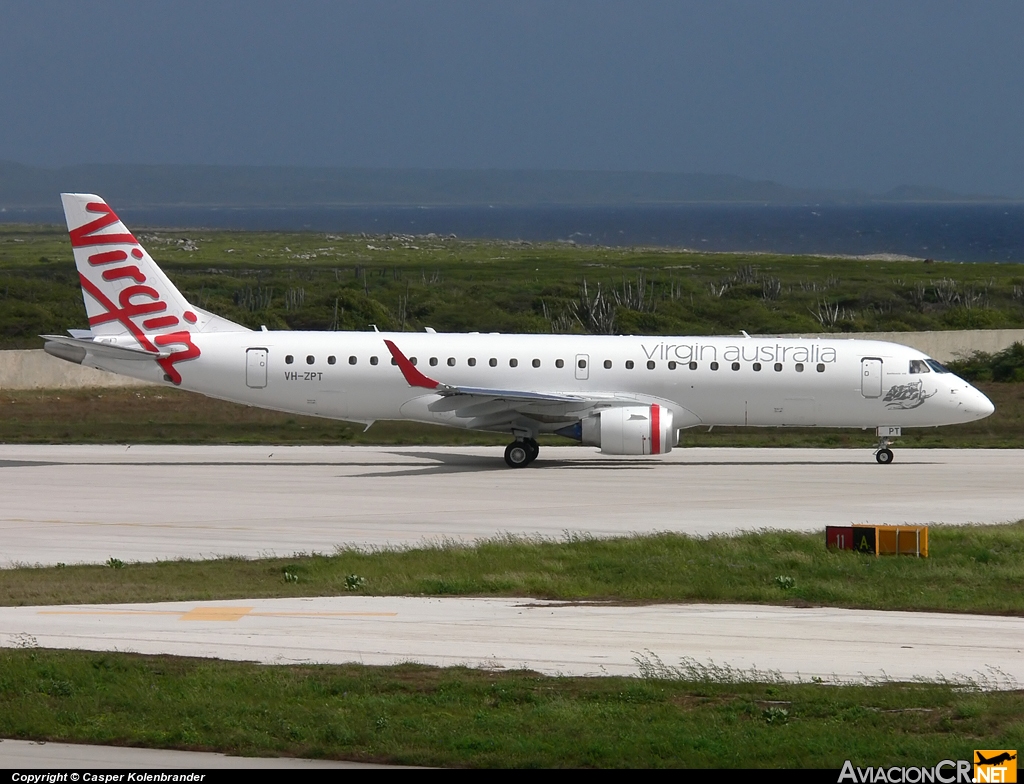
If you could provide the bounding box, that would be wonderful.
[3,597,1022,685]
[1,445,1022,566]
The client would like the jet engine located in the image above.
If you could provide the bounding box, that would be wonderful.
[581,404,676,455]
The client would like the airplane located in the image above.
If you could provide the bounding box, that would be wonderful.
[976,752,1016,766]
[42,193,995,467]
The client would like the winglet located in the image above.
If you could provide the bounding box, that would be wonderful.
[384,339,440,389]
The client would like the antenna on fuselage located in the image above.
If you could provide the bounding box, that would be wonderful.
[740,330,751,338]
[369,324,379,332]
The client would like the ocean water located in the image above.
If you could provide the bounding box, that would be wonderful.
[3,203,1023,262]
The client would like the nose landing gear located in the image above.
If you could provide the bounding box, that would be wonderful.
[873,426,901,464]
[504,438,540,468]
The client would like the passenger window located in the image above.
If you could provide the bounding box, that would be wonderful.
[348,356,356,365]
[306,355,315,365]
[753,362,762,371]
[625,360,634,369]
[410,357,418,366]
[668,361,676,370]
[328,356,336,365]
[688,361,697,370]
[532,359,540,368]
[774,362,783,372]
[391,357,398,365]
[555,359,564,368]
[647,360,655,370]
[909,360,930,374]
[795,363,804,372]
[429,357,438,366]
[370,356,379,365]
[510,358,518,368]
[489,358,497,367]
[468,357,477,367]
[731,362,740,371]
[710,362,719,371]
[447,357,456,367]
[285,355,294,364]
[603,360,612,369]
[816,363,825,372]
[577,359,587,369]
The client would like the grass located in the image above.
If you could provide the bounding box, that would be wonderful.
[0,648,1021,767]
[4,524,1024,615]
[1,381,1022,446]
[3,223,1024,350]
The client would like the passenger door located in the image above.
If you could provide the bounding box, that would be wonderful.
[861,357,882,398]
[246,348,268,389]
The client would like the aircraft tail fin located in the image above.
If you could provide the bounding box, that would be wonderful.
[59,194,250,383]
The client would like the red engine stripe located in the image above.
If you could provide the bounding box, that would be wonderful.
[651,404,661,454]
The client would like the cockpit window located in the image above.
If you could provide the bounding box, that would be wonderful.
[925,359,951,374]
[909,359,930,374]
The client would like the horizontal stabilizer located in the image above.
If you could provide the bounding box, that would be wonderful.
[41,334,170,364]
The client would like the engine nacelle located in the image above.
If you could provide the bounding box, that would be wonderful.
[582,405,676,455]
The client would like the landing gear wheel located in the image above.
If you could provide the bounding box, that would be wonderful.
[524,438,540,464]
[504,441,531,468]
[875,448,894,465]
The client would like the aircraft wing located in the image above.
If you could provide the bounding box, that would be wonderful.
[383,339,636,427]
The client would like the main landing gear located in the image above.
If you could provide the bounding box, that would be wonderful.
[504,438,540,468]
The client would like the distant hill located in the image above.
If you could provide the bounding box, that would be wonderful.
[0,161,1007,208]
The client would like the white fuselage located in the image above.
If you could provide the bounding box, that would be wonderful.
[90,331,994,434]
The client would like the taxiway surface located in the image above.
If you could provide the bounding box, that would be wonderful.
[3,597,1022,684]
[2,445,1022,566]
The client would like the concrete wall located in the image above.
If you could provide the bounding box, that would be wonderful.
[0,349,153,390]
[775,329,1024,363]
[2,328,1023,389]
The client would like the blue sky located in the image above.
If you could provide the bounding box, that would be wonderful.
[2,1,1022,196]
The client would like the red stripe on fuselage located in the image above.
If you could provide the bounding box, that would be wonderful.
[153,331,200,386]
[651,404,661,454]
[383,339,440,389]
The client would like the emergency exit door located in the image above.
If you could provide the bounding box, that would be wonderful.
[246,348,268,388]
[861,357,882,398]
[575,354,589,381]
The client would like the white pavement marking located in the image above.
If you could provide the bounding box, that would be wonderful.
[1,445,1023,566]
[2,597,1022,685]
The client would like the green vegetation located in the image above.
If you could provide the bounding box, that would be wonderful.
[3,223,1024,350]
[948,342,1024,382]
[5,524,1024,615]
[1,648,1021,767]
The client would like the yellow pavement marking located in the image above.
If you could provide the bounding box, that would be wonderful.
[180,606,254,622]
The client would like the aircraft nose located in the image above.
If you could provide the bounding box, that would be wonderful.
[967,386,995,419]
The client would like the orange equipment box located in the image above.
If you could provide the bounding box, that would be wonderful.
[826,525,928,557]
